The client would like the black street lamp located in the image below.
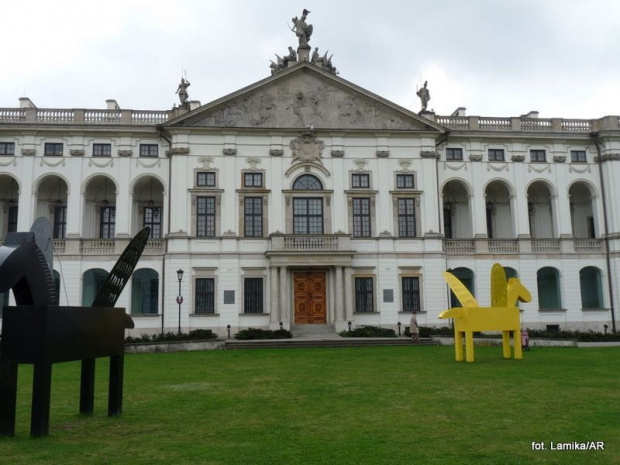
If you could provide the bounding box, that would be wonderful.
[176,269,184,335]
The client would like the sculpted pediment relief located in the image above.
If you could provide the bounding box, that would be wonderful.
[171,66,438,131]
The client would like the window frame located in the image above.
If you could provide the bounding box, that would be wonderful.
[397,198,417,237]
[530,149,547,163]
[570,150,587,163]
[446,148,463,161]
[352,197,371,237]
[196,171,217,187]
[194,277,215,314]
[196,196,216,237]
[354,276,375,313]
[0,142,15,156]
[139,144,159,158]
[243,172,263,188]
[401,276,421,313]
[293,197,324,235]
[488,149,505,162]
[243,277,264,314]
[99,205,116,239]
[44,143,64,157]
[396,174,415,189]
[93,143,112,157]
[243,197,263,237]
[351,173,370,189]
[53,205,67,239]
[144,206,162,239]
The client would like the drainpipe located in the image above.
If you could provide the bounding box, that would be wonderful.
[158,126,173,335]
[593,133,616,333]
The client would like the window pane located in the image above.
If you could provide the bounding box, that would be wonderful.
[244,278,263,313]
[355,277,374,312]
[352,198,371,237]
[397,198,416,237]
[197,197,215,237]
[293,174,323,190]
[244,197,263,237]
[396,174,415,189]
[195,278,215,314]
[402,277,420,312]
[352,174,370,188]
[93,143,111,157]
[0,142,15,155]
[140,144,158,157]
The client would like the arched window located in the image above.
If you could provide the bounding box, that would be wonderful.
[537,267,561,309]
[293,174,323,190]
[580,267,603,309]
[82,268,108,306]
[131,269,159,315]
[449,267,475,308]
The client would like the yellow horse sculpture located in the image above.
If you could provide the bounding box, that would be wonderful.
[439,264,532,362]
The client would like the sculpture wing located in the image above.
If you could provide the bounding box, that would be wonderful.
[490,263,507,307]
[443,271,479,307]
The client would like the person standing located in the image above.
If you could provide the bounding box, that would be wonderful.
[410,312,419,342]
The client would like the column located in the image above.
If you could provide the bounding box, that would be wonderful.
[335,266,344,322]
[270,267,279,325]
[279,266,289,325]
[344,267,354,322]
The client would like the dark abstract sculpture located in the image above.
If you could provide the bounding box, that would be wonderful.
[0,220,150,437]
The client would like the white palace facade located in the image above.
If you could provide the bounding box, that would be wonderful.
[1,60,619,336]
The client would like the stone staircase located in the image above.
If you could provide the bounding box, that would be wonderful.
[224,324,437,349]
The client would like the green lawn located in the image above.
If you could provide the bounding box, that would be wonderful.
[2,346,618,465]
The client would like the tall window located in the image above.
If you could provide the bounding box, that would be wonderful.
[195,278,215,314]
[397,198,416,237]
[244,278,263,313]
[446,148,463,160]
[100,206,116,238]
[44,143,63,156]
[352,173,370,188]
[537,267,561,309]
[402,277,420,312]
[579,267,603,309]
[530,149,546,162]
[244,173,263,187]
[197,172,216,187]
[131,269,159,314]
[144,206,162,239]
[197,197,216,237]
[7,205,18,233]
[53,206,67,239]
[293,198,323,234]
[352,198,371,237]
[244,197,263,237]
[355,277,374,313]
[443,205,453,239]
[571,150,587,162]
[488,149,505,161]
[93,143,112,157]
[396,174,415,189]
[139,144,158,157]
[0,142,15,155]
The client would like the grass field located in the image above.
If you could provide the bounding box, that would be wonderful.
[1,346,618,465]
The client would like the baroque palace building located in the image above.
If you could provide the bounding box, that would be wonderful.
[1,33,619,336]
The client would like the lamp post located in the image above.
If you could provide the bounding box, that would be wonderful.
[176,269,184,335]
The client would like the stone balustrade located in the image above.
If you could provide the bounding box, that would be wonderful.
[0,107,170,125]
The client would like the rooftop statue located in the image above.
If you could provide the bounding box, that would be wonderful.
[292,9,313,49]
[176,77,191,105]
[416,81,430,112]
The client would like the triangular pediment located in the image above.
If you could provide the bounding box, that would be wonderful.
[166,63,444,132]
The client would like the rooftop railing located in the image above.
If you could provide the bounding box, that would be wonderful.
[436,115,614,132]
[0,107,170,125]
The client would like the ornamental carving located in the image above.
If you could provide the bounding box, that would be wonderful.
[223,148,237,156]
[595,153,620,162]
[553,156,566,163]
[331,150,344,158]
[398,160,413,172]
[420,151,438,159]
[511,155,525,162]
[70,149,84,157]
[246,157,261,169]
[198,156,214,168]
[289,131,324,164]
[353,159,369,172]
[21,149,36,156]
[469,154,483,162]
[269,149,283,157]
[118,150,133,157]
[169,147,190,155]
[376,150,390,158]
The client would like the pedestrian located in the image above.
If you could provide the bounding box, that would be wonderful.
[410,312,419,342]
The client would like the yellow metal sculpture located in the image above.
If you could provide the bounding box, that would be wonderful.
[439,264,532,362]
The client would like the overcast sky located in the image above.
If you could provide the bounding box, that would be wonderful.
[2,0,619,119]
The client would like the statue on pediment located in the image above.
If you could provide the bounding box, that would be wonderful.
[416,81,430,112]
[176,77,191,105]
[291,9,313,49]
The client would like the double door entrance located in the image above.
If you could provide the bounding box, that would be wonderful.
[293,272,327,324]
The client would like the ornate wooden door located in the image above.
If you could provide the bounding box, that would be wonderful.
[294,272,327,324]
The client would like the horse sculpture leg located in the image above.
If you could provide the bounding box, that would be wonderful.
[454,331,464,361]
[514,330,523,360]
[465,331,475,362]
[502,331,511,358]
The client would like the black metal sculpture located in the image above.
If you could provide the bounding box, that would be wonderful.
[0,220,150,437]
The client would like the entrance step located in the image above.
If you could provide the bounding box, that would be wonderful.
[290,324,340,340]
[224,338,437,350]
